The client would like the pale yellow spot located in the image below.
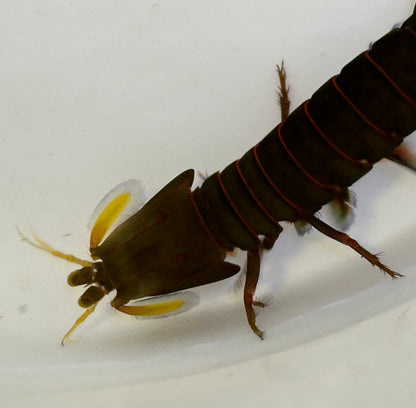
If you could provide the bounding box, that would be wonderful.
[90,192,130,248]
[117,300,185,316]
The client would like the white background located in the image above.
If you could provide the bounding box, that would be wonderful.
[1,0,416,406]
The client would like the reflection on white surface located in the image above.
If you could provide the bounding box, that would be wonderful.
[1,0,415,405]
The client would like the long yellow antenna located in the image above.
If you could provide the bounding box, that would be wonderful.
[17,227,91,267]
[61,304,97,346]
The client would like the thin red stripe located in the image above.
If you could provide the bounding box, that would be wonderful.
[331,76,393,140]
[277,123,342,192]
[189,190,226,252]
[303,100,372,168]
[216,172,260,242]
[252,145,300,212]
[235,160,281,226]
[364,51,415,105]
[105,184,189,254]
[408,28,416,37]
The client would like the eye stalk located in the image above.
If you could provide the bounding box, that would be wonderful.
[67,266,96,287]
[67,263,113,308]
[78,285,106,308]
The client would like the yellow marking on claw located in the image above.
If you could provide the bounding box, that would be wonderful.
[61,304,97,346]
[17,228,91,267]
[90,192,130,248]
[117,300,185,316]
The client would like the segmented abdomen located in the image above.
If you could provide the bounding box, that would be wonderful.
[194,18,416,252]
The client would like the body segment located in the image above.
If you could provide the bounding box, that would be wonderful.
[196,18,416,253]
[22,5,416,343]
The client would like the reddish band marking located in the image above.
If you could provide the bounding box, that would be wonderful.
[235,160,281,227]
[189,190,226,252]
[277,123,343,192]
[331,76,393,141]
[216,172,260,242]
[252,145,300,212]
[106,184,220,254]
[303,100,372,169]
[408,28,416,37]
[364,51,415,106]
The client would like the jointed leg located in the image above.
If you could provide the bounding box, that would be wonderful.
[304,214,403,278]
[277,60,290,123]
[244,247,264,339]
[242,233,281,339]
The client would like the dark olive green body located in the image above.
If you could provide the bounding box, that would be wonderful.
[194,19,416,252]
[86,9,416,308]
[91,170,239,306]
[58,6,415,341]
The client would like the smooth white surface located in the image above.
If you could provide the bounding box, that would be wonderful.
[1,0,416,406]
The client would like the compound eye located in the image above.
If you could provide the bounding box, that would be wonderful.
[78,286,105,308]
[67,266,96,287]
